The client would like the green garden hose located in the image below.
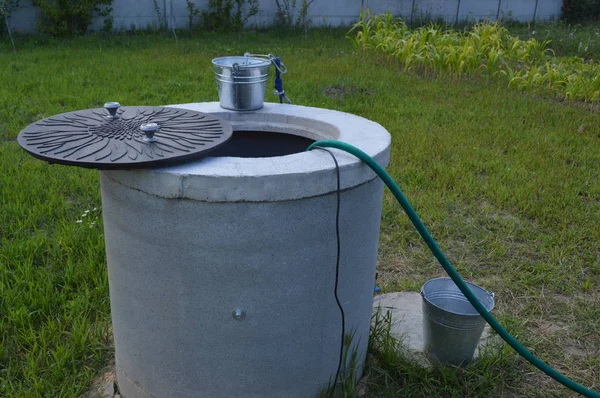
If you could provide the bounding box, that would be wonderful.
[307,140,599,398]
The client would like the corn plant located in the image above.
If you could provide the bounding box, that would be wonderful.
[348,10,600,104]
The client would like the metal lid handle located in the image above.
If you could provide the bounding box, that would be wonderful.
[140,123,160,143]
[104,102,121,119]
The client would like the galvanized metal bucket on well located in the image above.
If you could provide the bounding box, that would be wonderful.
[421,277,495,366]
[213,54,282,111]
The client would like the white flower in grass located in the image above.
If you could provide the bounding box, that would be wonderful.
[76,220,83,223]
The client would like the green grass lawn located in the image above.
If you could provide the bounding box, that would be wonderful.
[1,28,599,397]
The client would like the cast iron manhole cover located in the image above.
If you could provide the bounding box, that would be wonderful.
[17,103,233,169]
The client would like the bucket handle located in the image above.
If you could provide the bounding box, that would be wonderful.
[243,52,288,75]
[231,63,241,77]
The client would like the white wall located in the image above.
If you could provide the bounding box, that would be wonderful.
[364,0,563,23]
[7,0,563,34]
[248,0,363,27]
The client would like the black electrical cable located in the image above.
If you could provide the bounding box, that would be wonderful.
[315,147,346,394]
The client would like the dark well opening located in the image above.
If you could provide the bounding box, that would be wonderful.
[208,130,316,158]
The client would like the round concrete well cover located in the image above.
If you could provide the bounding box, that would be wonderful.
[17,104,233,169]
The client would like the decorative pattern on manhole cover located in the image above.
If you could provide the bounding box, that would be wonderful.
[17,105,233,169]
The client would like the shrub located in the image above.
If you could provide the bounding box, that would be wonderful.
[274,0,316,30]
[31,0,113,37]
[201,0,259,32]
[1,0,20,37]
[186,0,201,31]
[562,0,600,23]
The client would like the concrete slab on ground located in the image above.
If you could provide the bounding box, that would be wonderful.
[372,291,497,365]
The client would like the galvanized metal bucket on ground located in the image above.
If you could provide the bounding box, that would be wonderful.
[213,54,282,111]
[421,277,495,366]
